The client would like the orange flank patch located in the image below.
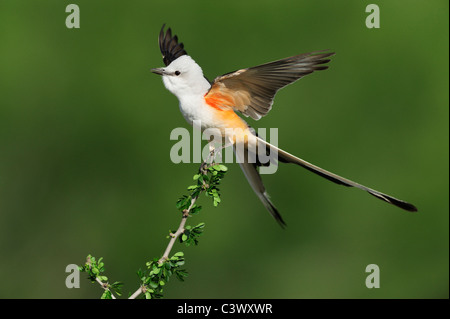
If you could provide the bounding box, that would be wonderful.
[204,92,234,111]
[204,84,250,131]
[204,83,251,113]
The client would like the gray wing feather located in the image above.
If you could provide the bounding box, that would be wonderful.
[214,51,334,120]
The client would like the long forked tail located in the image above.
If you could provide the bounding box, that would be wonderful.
[234,143,287,227]
[238,161,286,227]
[256,137,417,212]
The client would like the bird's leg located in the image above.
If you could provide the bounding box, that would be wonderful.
[203,138,217,164]
[211,139,235,164]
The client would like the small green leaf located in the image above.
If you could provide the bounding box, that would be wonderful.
[149,281,158,289]
[175,269,189,281]
[152,267,160,275]
[101,290,112,299]
[191,205,202,214]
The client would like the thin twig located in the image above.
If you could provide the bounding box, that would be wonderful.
[129,152,217,299]
[129,286,144,299]
[159,209,190,264]
[85,255,117,299]
[95,277,116,299]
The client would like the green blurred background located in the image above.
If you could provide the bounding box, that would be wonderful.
[0,0,448,299]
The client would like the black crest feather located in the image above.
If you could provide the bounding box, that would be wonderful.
[158,24,188,66]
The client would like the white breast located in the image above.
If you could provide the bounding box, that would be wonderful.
[179,95,219,130]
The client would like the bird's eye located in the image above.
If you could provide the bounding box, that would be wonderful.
[175,71,181,76]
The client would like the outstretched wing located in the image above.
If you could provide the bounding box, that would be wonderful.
[158,24,188,66]
[204,51,334,120]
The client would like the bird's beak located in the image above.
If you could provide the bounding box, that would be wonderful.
[151,68,166,76]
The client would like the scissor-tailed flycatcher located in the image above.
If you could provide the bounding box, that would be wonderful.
[151,25,417,227]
